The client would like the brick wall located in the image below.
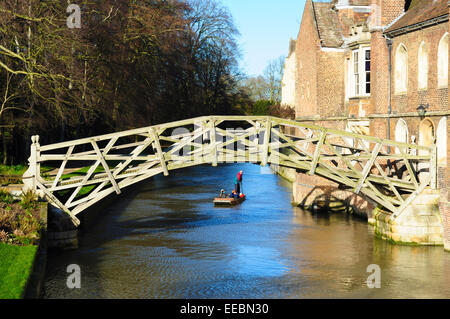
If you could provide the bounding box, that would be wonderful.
[388,20,449,250]
[295,0,347,120]
[295,0,319,117]
[317,51,346,118]
[369,0,405,124]
[370,31,390,120]
[391,23,449,114]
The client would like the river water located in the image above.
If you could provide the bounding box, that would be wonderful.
[43,163,450,299]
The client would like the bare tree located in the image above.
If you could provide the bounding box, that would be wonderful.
[263,55,285,103]
[0,0,245,163]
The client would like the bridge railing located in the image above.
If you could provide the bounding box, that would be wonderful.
[22,116,436,226]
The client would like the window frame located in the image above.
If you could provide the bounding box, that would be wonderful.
[364,48,371,95]
[353,50,359,96]
[349,46,371,98]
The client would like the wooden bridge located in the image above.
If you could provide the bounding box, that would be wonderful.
[22,116,437,226]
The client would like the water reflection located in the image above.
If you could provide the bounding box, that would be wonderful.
[43,164,450,299]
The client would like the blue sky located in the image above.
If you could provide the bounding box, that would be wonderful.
[223,0,307,76]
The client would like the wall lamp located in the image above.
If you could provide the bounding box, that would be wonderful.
[417,104,429,119]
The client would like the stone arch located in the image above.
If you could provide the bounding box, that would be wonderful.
[394,119,408,154]
[395,43,408,94]
[437,117,447,167]
[419,118,435,148]
[438,32,448,88]
[417,41,428,90]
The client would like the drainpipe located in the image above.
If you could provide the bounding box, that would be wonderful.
[385,35,393,174]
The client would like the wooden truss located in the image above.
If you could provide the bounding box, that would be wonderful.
[22,116,436,226]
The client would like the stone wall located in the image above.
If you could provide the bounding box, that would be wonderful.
[281,48,297,108]
[372,189,443,245]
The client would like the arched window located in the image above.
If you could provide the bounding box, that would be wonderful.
[417,41,428,90]
[418,119,435,183]
[395,44,408,93]
[394,119,408,154]
[438,33,448,88]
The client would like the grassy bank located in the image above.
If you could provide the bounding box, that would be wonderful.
[0,243,37,299]
[0,164,55,186]
[0,165,27,176]
[0,190,44,299]
[0,165,27,186]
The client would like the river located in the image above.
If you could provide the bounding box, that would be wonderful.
[42,163,450,299]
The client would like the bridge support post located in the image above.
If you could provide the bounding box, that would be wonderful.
[371,189,443,246]
[22,135,40,194]
[150,128,169,176]
[209,121,218,167]
[262,118,271,166]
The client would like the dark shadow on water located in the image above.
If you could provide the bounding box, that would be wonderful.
[298,185,374,221]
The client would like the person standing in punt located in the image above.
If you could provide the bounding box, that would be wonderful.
[234,170,243,195]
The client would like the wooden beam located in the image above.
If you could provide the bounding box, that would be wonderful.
[112,136,154,178]
[399,147,419,189]
[354,143,382,194]
[262,118,272,166]
[50,145,74,191]
[91,140,121,195]
[393,177,431,219]
[150,127,169,176]
[309,131,326,175]
[356,138,405,203]
[430,143,437,189]
[210,121,218,167]
[36,179,80,226]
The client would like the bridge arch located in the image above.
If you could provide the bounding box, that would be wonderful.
[22,116,436,226]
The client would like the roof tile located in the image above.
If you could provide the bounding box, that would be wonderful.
[386,0,449,33]
[313,2,344,48]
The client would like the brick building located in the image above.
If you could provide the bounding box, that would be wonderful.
[285,0,449,250]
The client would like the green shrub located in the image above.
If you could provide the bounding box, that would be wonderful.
[0,189,14,205]
[251,100,272,115]
[20,191,39,211]
[0,190,42,246]
[0,165,27,176]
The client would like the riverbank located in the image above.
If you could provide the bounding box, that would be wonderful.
[0,165,27,187]
[0,243,37,298]
[0,189,47,299]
